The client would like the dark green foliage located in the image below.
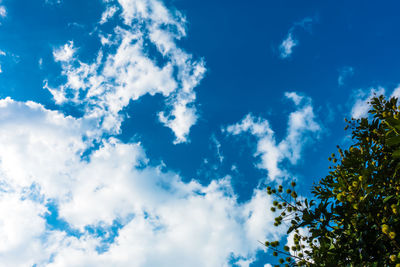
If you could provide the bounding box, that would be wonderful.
[265,96,400,266]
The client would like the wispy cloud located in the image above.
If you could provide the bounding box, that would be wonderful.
[100,5,118,24]
[0,5,6,18]
[225,92,321,181]
[338,66,354,87]
[279,17,314,59]
[0,49,5,73]
[211,134,224,163]
[44,0,62,5]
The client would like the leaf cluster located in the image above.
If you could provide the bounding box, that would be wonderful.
[264,96,400,266]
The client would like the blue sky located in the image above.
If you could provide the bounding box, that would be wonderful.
[0,0,400,266]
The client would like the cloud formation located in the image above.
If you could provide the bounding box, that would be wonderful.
[0,1,293,266]
[279,17,314,59]
[350,87,385,119]
[226,92,321,181]
[100,5,119,24]
[47,0,206,144]
[350,85,400,120]
[279,33,298,59]
[0,97,288,266]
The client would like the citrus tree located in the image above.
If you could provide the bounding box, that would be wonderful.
[265,95,400,266]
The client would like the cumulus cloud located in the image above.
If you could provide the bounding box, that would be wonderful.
[0,1,301,266]
[278,17,314,59]
[47,0,206,143]
[225,92,321,181]
[0,3,290,265]
[0,98,285,266]
[52,41,76,62]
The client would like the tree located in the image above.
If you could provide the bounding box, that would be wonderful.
[264,95,400,266]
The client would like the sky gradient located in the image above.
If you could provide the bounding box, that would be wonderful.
[0,0,399,266]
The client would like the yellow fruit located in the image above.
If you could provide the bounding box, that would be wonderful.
[393,205,398,215]
[382,224,390,234]
[389,232,396,240]
[390,255,397,262]
[347,195,354,202]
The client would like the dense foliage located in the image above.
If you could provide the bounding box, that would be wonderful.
[265,96,400,266]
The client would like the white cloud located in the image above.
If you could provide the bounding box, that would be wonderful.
[53,41,76,62]
[391,85,400,100]
[278,17,314,59]
[100,5,118,24]
[0,98,283,266]
[279,33,298,59]
[0,193,47,266]
[285,91,303,106]
[285,227,312,263]
[211,134,224,163]
[338,66,354,87]
[47,0,205,143]
[0,6,6,18]
[350,85,400,119]
[350,87,385,119]
[0,1,301,266]
[226,92,321,181]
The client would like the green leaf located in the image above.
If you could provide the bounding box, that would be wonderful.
[386,135,400,146]
[383,195,393,203]
[386,117,400,126]
[393,149,400,158]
